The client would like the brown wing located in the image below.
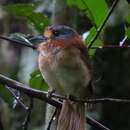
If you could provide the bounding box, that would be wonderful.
[73,42,94,96]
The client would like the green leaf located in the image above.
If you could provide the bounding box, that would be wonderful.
[85,27,103,55]
[5,4,34,16]
[5,4,48,32]
[28,12,48,32]
[85,0,108,27]
[88,48,97,55]
[126,27,130,39]
[88,38,102,55]
[67,0,108,27]
[0,84,12,103]
[29,70,48,91]
[85,27,97,44]
[67,0,86,10]
[125,8,130,25]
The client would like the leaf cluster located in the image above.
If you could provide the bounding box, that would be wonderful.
[5,4,48,32]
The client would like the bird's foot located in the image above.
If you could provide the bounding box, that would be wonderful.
[47,90,55,98]
[66,95,75,101]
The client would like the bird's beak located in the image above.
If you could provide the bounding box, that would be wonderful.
[29,35,47,43]
[29,35,48,51]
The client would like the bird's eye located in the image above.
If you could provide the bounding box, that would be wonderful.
[53,30,60,37]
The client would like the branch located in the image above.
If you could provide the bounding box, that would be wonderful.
[0,74,110,130]
[22,98,34,130]
[47,109,57,130]
[87,116,110,130]
[88,0,119,49]
[86,98,130,104]
[6,86,28,110]
[51,93,130,104]
[0,74,60,107]
[1,34,130,50]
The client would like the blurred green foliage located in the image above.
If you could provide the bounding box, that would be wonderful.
[126,27,130,39]
[85,27,96,43]
[4,3,49,91]
[5,4,48,32]
[67,0,108,45]
[0,84,12,104]
[125,11,130,39]
[29,70,48,91]
[67,0,108,27]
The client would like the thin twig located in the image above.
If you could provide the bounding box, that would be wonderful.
[88,0,119,49]
[120,36,127,46]
[0,74,110,130]
[87,98,130,104]
[6,86,28,110]
[0,35,36,49]
[47,108,57,130]
[22,98,34,130]
[90,45,130,49]
[87,116,111,130]
[51,93,130,104]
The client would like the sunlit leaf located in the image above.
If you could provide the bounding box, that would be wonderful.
[85,27,97,44]
[85,27,103,55]
[29,70,48,91]
[67,0,108,27]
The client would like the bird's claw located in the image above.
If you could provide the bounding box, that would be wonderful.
[47,90,55,98]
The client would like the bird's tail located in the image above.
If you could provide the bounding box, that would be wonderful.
[57,100,86,130]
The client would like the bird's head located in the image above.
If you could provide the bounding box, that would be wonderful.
[43,25,78,40]
[33,25,84,51]
[34,25,91,75]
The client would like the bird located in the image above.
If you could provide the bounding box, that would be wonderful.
[37,25,92,130]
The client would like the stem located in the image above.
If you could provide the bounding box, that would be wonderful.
[22,98,34,130]
[88,0,119,49]
[51,93,130,104]
[6,86,28,110]
[47,109,57,130]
